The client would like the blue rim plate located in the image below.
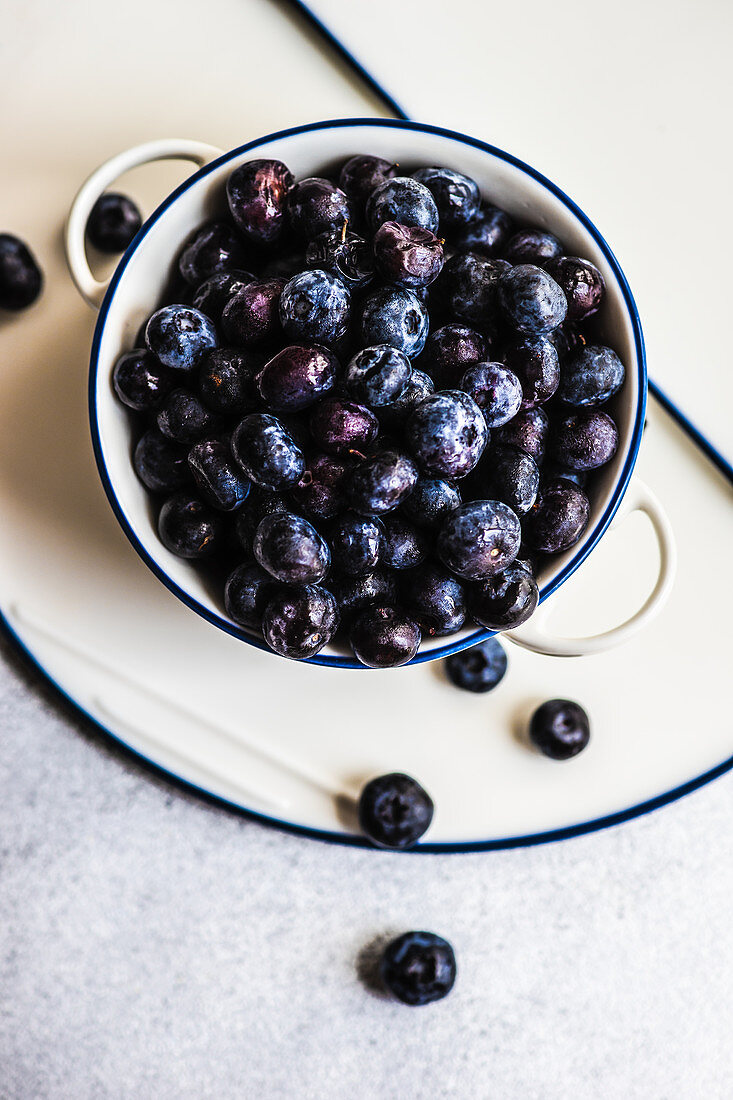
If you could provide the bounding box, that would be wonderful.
[88,117,647,670]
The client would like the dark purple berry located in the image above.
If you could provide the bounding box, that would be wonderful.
[279,269,351,345]
[360,285,429,357]
[452,204,513,257]
[437,499,521,580]
[191,270,255,325]
[504,228,563,267]
[290,453,354,520]
[445,638,508,693]
[373,221,444,289]
[178,221,249,286]
[380,931,456,1005]
[263,585,339,660]
[359,774,433,849]
[134,429,190,493]
[221,278,285,347]
[438,253,507,327]
[401,563,466,636]
[158,491,222,558]
[157,389,220,444]
[145,304,217,372]
[226,159,294,247]
[346,344,412,407]
[459,362,522,427]
[348,449,419,515]
[112,348,172,411]
[498,264,567,335]
[402,477,460,529]
[309,398,379,456]
[467,560,539,630]
[480,445,539,515]
[0,234,43,310]
[494,407,549,463]
[551,410,619,470]
[524,481,590,553]
[366,177,439,234]
[188,438,251,511]
[529,699,590,759]
[406,390,488,479]
[504,335,560,409]
[198,347,260,415]
[224,563,278,629]
[377,369,435,428]
[350,605,421,668]
[329,512,383,575]
[422,324,488,388]
[253,511,330,584]
[339,154,398,209]
[412,166,480,227]
[546,256,604,321]
[380,515,428,570]
[86,193,142,253]
[558,345,625,407]
[286,177,350,240]
[331,571,397,622]
[256,344,338,412]
[231,413,304,491]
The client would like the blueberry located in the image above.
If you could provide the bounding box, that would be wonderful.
[504,228,563,267]
[498,264,567,335]
[529,698,590,759]
[438,253,508,327]
[445,638,508,693]
[226,159,294,247]
[221,278,285,347]
[412,166,480,227]
[366,176,439,234]
[406,390,488,479]
[156,389,220,444]
[376,370,435,428]
[86,193,142,253]
[452,204,513,257]
[524,481,590,553]
[346,344,412,407]
[112,348,172,412]
[145,304,218,372]
[402,476,460,529]
[330,570,397,622]
[329,512,383,575]
[401,563,466,636]
[348,449,418,515]
[380,931,456,1005]
[350,605,421,668]
[224,562,278,629]
[459,362,522,427]
[256,344,338,412]
[198,347,260,415]
[558,344,625,407]
[279,269,351,345]
[467,559,539,630]
[158,491,222,558]
[309,397,379,456]
[306,227,375,290]
[0,234,43,311]
[178,221,249,286]
[504,335,560,409]
[231,413,305,490]
[373,221,444,289]
[480,445,539,514]
[234,487,289,551]
[540,462,588,489]
[290,452,354,520]
[358,774,433,849]
[437,499,521,580]
[286,177,350,240]
[133,429,190,493]
[422,324,488,388]
[191,270,255,325]
[546,256,604,321]
[360,285,429,357]
[188,438,251,511]
[263,584,339,660]
[339,154,398,209]
[551,322,589,364]
[551,410,619,470]
[493,406,549,463]
[380,515,428,570]
[253,510,330,584]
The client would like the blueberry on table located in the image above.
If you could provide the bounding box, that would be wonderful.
[546,256,604,321]
[480,445,539,515]
[493,406,549,463]
[339,154,398,209]
[346,344,412,408]
[377,369,435,428]
[0,233,43,310]
[558,345,625,407]
[286,177,351,240]
[112,348,172,412]
[412,165,480,227]
[503,227,563,267]
[438,253,508,327]
[133,429,190,493]
[145,304,217,372]
[290,453,354,521]
[402,476,461,530]
[445,638,508,693]
[380,931,456,1005]
[452,204,513,257]
[406,390,488,479]
[401,563,466,637]
[551,410,619,470]
[188,439,251,511]
[330,570,397,622]
[358,773,434,849]
[309,397,379,456]
[467,559,539,630]
[156,389,220,444]
[380,515,428,570]
[366,176,439,234]
[279,269,351,345]
[86,193,142,254]
[221,278,285,347]
[347,449,418,516]
[329,512,383,575]
[157,491,222,558]
[504,335,561,409]
[178,221,250,286]
[373,221,444,289]
[529,698,590,759]
[192,270,255,325]
[498,264,567,335]
[306,226,375,290]
[360,285,429,358]
[253,510,330,584]
[459,362,522,427]
[523,481,590,553]
[224,562,278,629]
[226,159,294,247]
[198,347,260,415]
[263,584,339,660]
[422,324,488,388]
[256,344,338,412]
[231,413,305,491]
[437,499,521,580]
[349,605,422,668]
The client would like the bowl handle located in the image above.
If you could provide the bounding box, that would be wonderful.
[504,476,676,657]
[64,139,224,309]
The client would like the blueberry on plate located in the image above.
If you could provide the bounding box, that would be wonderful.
[452,204,513,257]
[380,931,456,1005]
[498,264,567,335]
[226,158,294,247]
[523,481,590,553]
[348,449,418,516]
[346,344,412,408]
[188,438,251,511]
[191,271,255,325]
[376,370,434,428]
[503,227,563,267]
[290,453,354,521]
[360,285,429,358]
[437,499,521,580]
[330,570,397,622]
[551,410,619,470]
[350,605,421,668]
[198,347,260,415]
[366,176,439,234]
[221,278,285,347]
[558,345,625,407]
[546,256,604,321]
[157,491,222,558]
[253,510,330,584]
[309,397,379,455]
[279,269,351,345]
[145,304,218,372]
[529,698,590,759]
[402,476,461,530]
[133,429,190,493]
[467,559,539,630]
[459,362,522,427]
[286,177,351,240]
[86,193,142,254]
[493,406,549,463]
[256,344,338,412]
[178,221,250,286]
[504,335,560,409]
[380,515,428,570]
[112,348,172,412]
[438,253,508,327]
[358,773,434,849]
[406,390,488,479]
[0,233,44,311]
[262,584,339,660]
[480,445,539,515]
[339,153,398,209]
[156,389,221,444]
[445,638,508,693]
[373,221,444,289]
[412,165,480,227]
[306,227,375,290]
[231,413,305,491]
[401,563,466,636]
[422,323,488,388]
[329,512,383,575]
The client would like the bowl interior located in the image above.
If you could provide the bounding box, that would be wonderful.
[91,120,643,664]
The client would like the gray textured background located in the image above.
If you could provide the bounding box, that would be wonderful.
[2,634,732,1100]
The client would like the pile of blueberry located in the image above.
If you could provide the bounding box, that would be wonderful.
[113,154,625,667]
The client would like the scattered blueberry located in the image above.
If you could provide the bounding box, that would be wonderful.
[0,234,43,311]
[373,221,444,289]
[279,269,351,345]
[86,193,142,253]
[460,362,522,427]
[253,510,330,584]
[158,491,222,558]
[558,344,625,407]
[221,278,285,347]
[188,438,251,511]
[406,391,488,479]
[546,256,604,321]
[401,563,466,636]
[145,305,217,372]
[524,480,590,553]
[231,413,305,490]
[224,562,278,629]
[445,638,507,693]
[529,698,590,759]
[309,397,379,455]
[551,410,619,470]
[360,285,429,357]
[467,559,539,630]
[112,348,172,412]
[178,221,249,286]
[366,176,439,234]
[380,931,456,1005]
[226,159,294,246]
[503,228,563,267]
[349,605,421,668]
[412,166,480,227]
[263,585,339,660]
[346,344,412,407]
[286,177,350,240]
[348,449,418,515]
[437,499,521,580]
[498,264,567,335]
[256,344,338,412]
[358,773,433,849]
